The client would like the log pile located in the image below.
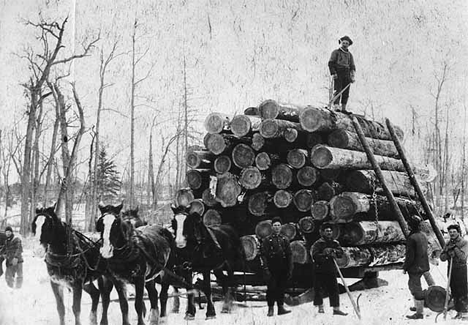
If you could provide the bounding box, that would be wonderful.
[175,100,440,277]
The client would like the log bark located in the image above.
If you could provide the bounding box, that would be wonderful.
[202,188,218,207]
[175,188,195,207]
[206,133,252,155]
[186,169,211,190]
[213,155,233,174]
[335,247,372,268]
[255,152,280,171]
[328,129,399,158]
[317,182,343,201]
[345,170,424,198]
[290,240,309,264]
[330,192,370,220]
[203,208,222,226]
[186,150,214,169]
[241,235,260,261]
[189,198,205,216]
[320,169,342,181]
[230,114,262,138]
[338,221,405,245]
[297,166,318,187]
[258,99,307,121]
[293,189,315,212]
[280,223,297,240]
[273,190,294,208]
[204,112,230,134]
[272,164,294,189]
[255,220,273,239]
[248,191,274,216]
[311,201,329,220]
[215,172,242,207]
[368,244,406,267]
[232,143,256,168]
[298,216,315,234]
[259,119,304,139]
[287,149,308,169]
[299,106,404,140]
[306,132,325,148]
[239,167,267,190]
[311,145,407,171]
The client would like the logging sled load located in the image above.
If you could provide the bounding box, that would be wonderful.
[174,100,441,286]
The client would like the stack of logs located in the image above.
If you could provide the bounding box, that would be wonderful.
[175,99,441,277]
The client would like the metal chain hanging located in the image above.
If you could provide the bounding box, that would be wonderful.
[371,172,379,223]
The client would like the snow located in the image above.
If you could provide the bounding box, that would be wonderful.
[1,245,466,325]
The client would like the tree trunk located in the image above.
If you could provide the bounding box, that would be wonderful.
[239,167,267,190]
[293,189,315,212]
[230,114,262,138]
[287,149,308,169]
[232,143,256,168]
[258,99,307,121]
[215,172,242,207]
[338,221,405,245]
[204,112,231,134]
[311,201,329,220]
[327,129,399,158]
[297,166,318,187]
[290,240,309,264]
[271,163,294,189]
[259,119,304,139]
[280,223,297,240]
[175,188,195,207]
[368,244,406,267]
[273,190,293,208]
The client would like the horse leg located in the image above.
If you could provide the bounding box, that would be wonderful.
[83,282,100,325]
[114,279,130,325]
[203,271,216,320]
[50,281,66,325]
[159,281,170,318]
[134,277,147,325]
[171,286,180,313]
[96,277,113,325]
[72,284,83,325]
[183,271,196,320]
[145,279,159,325]
[214,269,232,313]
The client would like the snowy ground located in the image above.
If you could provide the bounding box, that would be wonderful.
[0,246,466,325]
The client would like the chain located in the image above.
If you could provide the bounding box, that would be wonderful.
[371,176,379,223]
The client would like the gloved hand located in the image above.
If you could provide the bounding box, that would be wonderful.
[323,248,335,257]
[332,74,338,80]
[263,268,271,282]
[11,258,18,266]
[448,249,456,258]
[350,77,355,83]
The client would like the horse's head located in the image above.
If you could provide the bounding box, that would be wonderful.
[32,206,59,257]
[122,206,146,228]
[96,202,132,259]
[171,204,203,249]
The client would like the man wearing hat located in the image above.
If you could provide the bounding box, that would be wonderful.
[403,215,430,320]
[311,223,347,316]
[1,226,23,289]
[328,35,356,112]
[440,224,468,319]
[260,216,293,316]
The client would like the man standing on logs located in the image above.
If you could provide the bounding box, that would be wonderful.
[260,216,293,317]
[311,223,347,316]
[440,224,468,320]
[328,35,356,113]
[403,216,429,320]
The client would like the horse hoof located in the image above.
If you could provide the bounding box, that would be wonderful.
[206,315,216,320]
[184,314,195,320]
[171,308,180,314]
[221,308,230,314]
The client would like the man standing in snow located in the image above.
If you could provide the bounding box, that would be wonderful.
[440,224,468,319]
[311,223,347,316]
[1,226,23,289]
[403,216,430,320]
[260,216,293,317]
[328,35,356,113]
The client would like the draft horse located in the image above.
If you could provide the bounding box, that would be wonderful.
[96,202,174,325]
[122,207,148,228]
[171,205,245,320]
[32,206,130,325]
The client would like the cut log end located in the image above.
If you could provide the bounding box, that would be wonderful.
[204,113,228,134]
[239,167,262,190]
[330,195,356,220]
[251,133,265,151]
[272,164,293,189]
[215,173,241,207]
[248,191,270,216]
[284,128,298,143]
[230,115,251,138]
[311,201,329,220]
[175,189,195,207]
[280,223,297,241]
[214,155,232,174]
[232,143,255,168]
[259,99,279,119]
[189,199,205,216]
[202,188,218,207]
[310,146,334,169]
[291,240,309,264]
[298,217,315,234]
[259,119,279,138]
[273,190,293,208]
[255,152,271,171]
[293,189,315,212]
[206,133,227,155]
[203,209,222,226]
[241,235,260,261]
[287,149,307,169]
[255,220,273,239]
[297,166,318,187]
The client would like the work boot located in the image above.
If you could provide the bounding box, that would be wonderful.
[406,300,424,320]
[341,103,347,112]
[267,306,274,317]
[318,305,325,314]
[333,308,348,316]
[277,305,291,316]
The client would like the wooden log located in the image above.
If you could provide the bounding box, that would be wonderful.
[230,114,262,138]
[244,106,259,116]
[259,119,304,139]
[368,244,406,267]
[290,240,309,264]
[287,149,308,169]
[299,106,404,140]
[338,221,405,245]
[203,208,222,226]
[248,191,274,216]
[186,150,214,169]
[280,223,297,240]
[241,235,260,261]
[213,155,233,174]
[330,192,370,221]
[317,182,343,201]
[293,189,315,212]
[204,112,230,134]
[345,170,423,198]
[258,99,307,121]
[232,143,256,168]
[206,133,252,155]
[306,132,325,149]
[189,198,205,216]
[239,167,267,190]
[297,166,318,187]
[251,133,302,153]
[251,133,265,151]
[186,169,211,190]
[215,172,242,207]
[320,169,342,181]
[298,216,315,234]
[271,164,294,189]
[328,129,399,158]
[311,201,329,220]
[202,188,218,207]
[255,152,280,171]
[175,188,195,207]
[273,190,294,208]
[255,220,272,239]
[284,128,299,143]
[335,247,372,268]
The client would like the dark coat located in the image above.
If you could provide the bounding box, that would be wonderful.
[440,236,468,268]
[2,235,23,264]
[328,48,356,75]
[260,233,293,273]
[403,231,429,274]
[311,237,344,274]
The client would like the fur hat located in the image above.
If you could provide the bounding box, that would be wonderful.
[447,224,462,234]
[271,216,283,225]
[4,226,12,232]
[339,35,353,45]
[407,215,422,230]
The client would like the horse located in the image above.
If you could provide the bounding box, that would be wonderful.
[32,206,130,325]
[96,202,174,325]
[122,207,148,228]
[171,205,245,320]
[0,231,6,277]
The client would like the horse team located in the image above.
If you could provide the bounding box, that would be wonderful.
[32,203,244,325]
